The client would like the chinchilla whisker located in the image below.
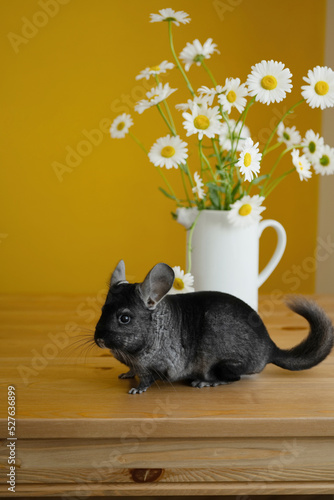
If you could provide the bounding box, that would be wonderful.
[60,338,97,360]
[75,327,95,334]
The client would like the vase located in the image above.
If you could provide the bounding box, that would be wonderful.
[187,210,287,311]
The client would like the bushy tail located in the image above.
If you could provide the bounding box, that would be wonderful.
[271,298,334,371]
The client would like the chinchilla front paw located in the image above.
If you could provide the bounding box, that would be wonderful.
[128,386,148,395]
[191,379,227,388]
[191,380,212,388]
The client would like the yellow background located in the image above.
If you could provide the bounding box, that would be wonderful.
[0,0,326,294]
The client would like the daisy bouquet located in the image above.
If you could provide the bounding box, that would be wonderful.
[110,8,334,286]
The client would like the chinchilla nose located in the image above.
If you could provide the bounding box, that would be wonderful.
[96,338,106,348]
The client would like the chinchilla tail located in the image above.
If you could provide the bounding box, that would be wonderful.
[271,297,334,371]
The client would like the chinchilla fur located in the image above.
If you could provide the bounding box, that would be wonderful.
[94,261,334,394]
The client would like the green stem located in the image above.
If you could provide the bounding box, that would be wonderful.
[211,138,222,168]
[164,100,176,133]
[157,167,180,203]
[201,60,217,86]
[198,141,204,177]
[260,145,303,195]
[129,132,148,153]
[262,98,305,155]
[184,161,194,187]
[180,168,192,207]
[155,74,177,134]
[231,96,256,156]
[199,139,216,181]
[168,21,195,96]
[187,212,201,274]
[264,168,295,198]
[156,104,175,135]
[263,141,283,156]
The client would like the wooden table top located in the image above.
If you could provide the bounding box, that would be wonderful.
[1,294,334,440]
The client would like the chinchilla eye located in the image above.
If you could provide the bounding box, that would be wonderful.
[119,314,131,325]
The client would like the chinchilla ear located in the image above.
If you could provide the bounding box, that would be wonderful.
[110,260,127,287]
[139,263,175,310]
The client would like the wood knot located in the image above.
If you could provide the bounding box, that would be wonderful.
[130,468,164,483]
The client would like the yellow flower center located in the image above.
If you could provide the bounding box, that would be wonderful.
[239,204,252,216]
[194,115,210,130]
[117,122,125,131]
[150,65,160,72]
[261,75,277,90]
[315,81,329,96]
[161,146,175,158]
[173,278,184,290]
[227,90,237,103]
[243,152,252,167]
[298,162,303,170]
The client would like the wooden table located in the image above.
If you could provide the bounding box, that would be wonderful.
[0,294,334,497]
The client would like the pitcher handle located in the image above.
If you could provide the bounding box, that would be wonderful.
[258,219,287,288]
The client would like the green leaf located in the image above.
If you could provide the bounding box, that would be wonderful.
[250,174,269,186]
[207,182,225,193]
[231,179,242,198]
[158,187,176,200]
[207,183,222,209]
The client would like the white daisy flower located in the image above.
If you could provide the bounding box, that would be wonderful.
[277,123,301,148]
[134,83,177,114]
[247,60,293,105]
[169,266,195,294]
[236,137,262,182]
[148,135,188,170]
[301,66,334,109]
[197,85,224,106]
[175,95,211,111]
[135,61,174,81]
[192,172,206,199]
[227,195,266,228]
[313,145,334,175]
[179,38,219,72]
[218,78,248,114]
[301,130,324,163]
[109,113,133,139]
[219,119,251,152]
[150,8,190,26]
[182,104,222,140]
[291,149,312,181]
[176,207,199,230]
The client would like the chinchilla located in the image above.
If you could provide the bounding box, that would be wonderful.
[94,260,334,394]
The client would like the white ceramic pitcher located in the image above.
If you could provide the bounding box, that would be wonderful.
[187,210,287,311]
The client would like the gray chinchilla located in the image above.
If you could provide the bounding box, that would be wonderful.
[94,260,334,394]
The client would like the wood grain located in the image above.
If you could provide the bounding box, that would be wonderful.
[0,294,334,496]
[1,294,333,438]
[1,437,333,484]
[1,482,334,496]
